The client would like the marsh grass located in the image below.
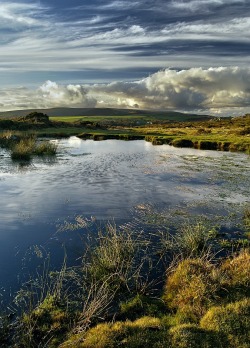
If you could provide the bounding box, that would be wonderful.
[4,216,250,347]
[12,223,159,346]
[34,141,58,156]
[11,137,36,160]
[13,254,73,347]
[159,221,214,259]
[85,223,148,292]
[0,132,58,160]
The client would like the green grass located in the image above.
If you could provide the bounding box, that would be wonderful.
[1,113,250,153]
[50,113,202,123]
[50,115,148,123]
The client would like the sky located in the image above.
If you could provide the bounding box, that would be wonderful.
[0,0,250,115]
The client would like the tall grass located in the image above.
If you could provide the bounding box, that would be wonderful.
[11,137,35,160]
[0,133,58,160]
[34,141,58,156]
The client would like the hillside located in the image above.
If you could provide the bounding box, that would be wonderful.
[0,107,211,121]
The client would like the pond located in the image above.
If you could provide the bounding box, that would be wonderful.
[0,137,249,302]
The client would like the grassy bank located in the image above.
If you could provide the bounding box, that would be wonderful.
[1,210,249,347]
[0,112,250,153]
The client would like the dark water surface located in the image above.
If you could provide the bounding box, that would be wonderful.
[0,138,249,300]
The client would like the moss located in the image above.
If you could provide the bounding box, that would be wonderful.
[19,295,71,348]
[220,249,250,300]
[163,258,221,321]
[61,317,168,348]
[169,324,224,348]
[119,294,166,320]
[200,298,250,348]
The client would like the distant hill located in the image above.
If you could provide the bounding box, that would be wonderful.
[0,107,211,121]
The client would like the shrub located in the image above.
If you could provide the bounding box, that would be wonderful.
[200,298,250,348]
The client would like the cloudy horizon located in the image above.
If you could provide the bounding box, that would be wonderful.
[1,0,250,115]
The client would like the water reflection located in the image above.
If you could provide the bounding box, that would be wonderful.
[0,138,249,299]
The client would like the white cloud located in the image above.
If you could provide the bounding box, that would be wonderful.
[99,1,141,10]
[1,67,250,116]
[0,81,96,110]
[82,67,250,114]
[161,17,250,42]
[0,1,249,76]
[169,0,245,13]
[39,80,96,107]
[0,2,49,29]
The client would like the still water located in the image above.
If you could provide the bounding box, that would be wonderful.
[0,138,249,300]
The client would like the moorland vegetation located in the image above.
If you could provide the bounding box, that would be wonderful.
[0,110,249,347]
[0,111,250,155]
[0,210,249,347]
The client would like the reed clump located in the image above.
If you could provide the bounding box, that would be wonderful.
[0,132,58,160]
[11,137,36,160]
[34,141,58,156]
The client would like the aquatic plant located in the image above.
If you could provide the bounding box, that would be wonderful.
[11,137,35,160]
[34,141,58,156]
[160,221,213,259]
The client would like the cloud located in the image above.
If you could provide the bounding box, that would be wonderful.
[0,0,250,80]
[169,0,245,13]
[139,67,250,111]
[0,81,96,110]
[162,17,250,42]
[1,67,250,116]
[0,2,49,29]
[80,67,250,115]
[39,81,96,107]
[98,1,142,10]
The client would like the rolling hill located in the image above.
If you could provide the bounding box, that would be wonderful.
[0,107,211,121]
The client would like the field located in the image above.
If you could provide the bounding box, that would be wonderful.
[49,112,208,123]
